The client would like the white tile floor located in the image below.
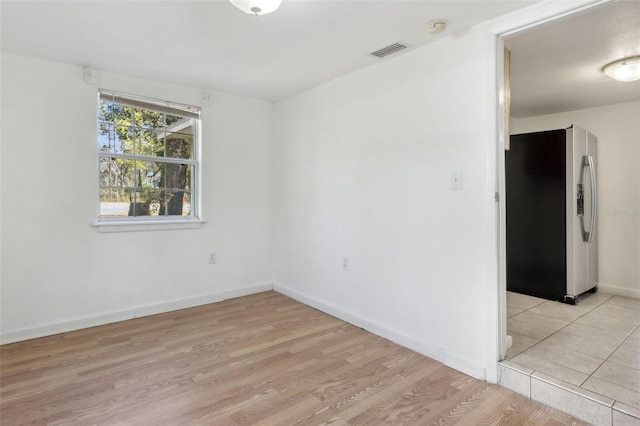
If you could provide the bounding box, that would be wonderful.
[504,291,640,422]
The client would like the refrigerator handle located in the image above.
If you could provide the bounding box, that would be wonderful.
[584,155,596,242]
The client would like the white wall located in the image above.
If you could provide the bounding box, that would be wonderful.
[0,53,275,342]
[511,101,640,298]
[273,27,500,380]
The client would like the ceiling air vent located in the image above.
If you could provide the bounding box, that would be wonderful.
[369,43,408,59]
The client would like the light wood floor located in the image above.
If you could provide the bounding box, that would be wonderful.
[1,291,587,425]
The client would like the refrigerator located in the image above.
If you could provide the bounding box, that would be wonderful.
[506,125,597,304]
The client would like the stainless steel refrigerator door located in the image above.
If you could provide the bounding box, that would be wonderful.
[587,132,598,291]
[567,127,586,297]
[566,126,597,298]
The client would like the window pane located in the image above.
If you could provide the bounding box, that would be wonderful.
[98,124,128,155]
[116,127,130,155]
[100,188,129,217]
[126,189,152,217]
[132,108,158,129]
[113,125,133,154]
[136,189,163,216]
[109,158,136,188]
[99,158,135,189]
[98,101,116,124]
[100,158,125,187]
[153,162,165,188]
[134,127,165,157]
[98,123,114,153]
[164,191,191,216]
[165,134,192,159]
[131,126,144,155]
[109,105,134,127]
[182,192,191,216]
[128,196,151,217]
[99,158,111,186]
[164,163,192,191]
[165,114,183,127]
[136,161,163,189]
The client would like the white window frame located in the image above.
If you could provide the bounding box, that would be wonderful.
[93,90,204,232]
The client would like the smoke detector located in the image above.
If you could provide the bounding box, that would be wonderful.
[426,21,447,35]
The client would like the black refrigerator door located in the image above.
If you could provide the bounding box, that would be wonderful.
[506,129,567,301]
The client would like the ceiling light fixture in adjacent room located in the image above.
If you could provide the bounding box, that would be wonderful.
[229,0,282,15]
[602,55,640,82]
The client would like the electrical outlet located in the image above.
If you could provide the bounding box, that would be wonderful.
[342,257,349,270]
[208,252,217,264]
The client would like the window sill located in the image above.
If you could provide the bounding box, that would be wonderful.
[91,218,206,233]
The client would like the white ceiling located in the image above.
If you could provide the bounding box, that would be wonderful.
[0,0,535,102]
[505,0,640,118]
[3,1,637,113]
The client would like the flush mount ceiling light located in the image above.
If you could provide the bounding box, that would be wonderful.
[602,55,640,82]
[229,0,282,15]
[425,21,447,35]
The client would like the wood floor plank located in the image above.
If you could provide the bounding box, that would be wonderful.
[0,291,588,425]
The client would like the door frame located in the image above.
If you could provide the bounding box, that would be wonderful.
[484,0,611,369]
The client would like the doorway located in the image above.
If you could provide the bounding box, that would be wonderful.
[490,0,640,422]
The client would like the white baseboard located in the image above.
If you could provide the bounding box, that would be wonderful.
[597,283,640,299]
[273,283,486,380]
[0,283,273,345]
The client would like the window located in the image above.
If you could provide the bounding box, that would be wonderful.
[97,90,200,222]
